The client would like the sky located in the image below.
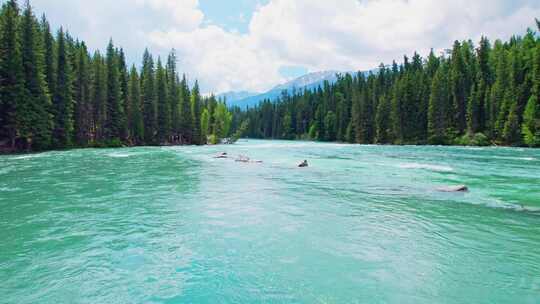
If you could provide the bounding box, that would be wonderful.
[29,0,540,95]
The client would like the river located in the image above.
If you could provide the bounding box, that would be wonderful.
[1,140,539,303]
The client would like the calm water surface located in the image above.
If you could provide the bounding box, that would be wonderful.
[1,140,540,303]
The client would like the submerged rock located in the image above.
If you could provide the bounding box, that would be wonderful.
[214,152,228,159]
[437,185,469,192]
[235,155,250,163]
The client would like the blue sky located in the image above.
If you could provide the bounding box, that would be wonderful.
[28,0,540,94]
[198,0,268,34]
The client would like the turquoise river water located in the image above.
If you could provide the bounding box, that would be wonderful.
[1,140,540,303]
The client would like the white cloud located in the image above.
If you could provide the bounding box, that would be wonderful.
[134,0,203,31]
[30,0,540,94]
[148,26,283,93]
[145,0,540,94]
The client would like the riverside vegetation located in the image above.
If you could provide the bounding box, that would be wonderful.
[1,0,539,153]
[234,21,540,148]
[0,0,240,153]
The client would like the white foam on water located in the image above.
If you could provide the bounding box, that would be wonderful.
[106,152,133,158]
[465,147,488,151]
[243,142,349,149]
[11,154,43,160]
[491,156,538,161]
[0,166,15,175]
[398,162,454,172]
[0,186,21,192]
[484,199,540,213]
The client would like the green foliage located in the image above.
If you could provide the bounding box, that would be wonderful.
[207,134,218,145]
[0,0,25,149]
[375,95,391,144]
[231,22,539,148]
[522,95,540,146]
[74,43,91,146]
[324,111,336,141]
[20,1,52,150]
[141,49,156,145]
[51,28,73,148]
[502,109,520,145]
[213,102,232,140]
[128,66,144,145]
[308,123,318,140]
[522,44,540,147]
[458,132,490,146]
[156,58,170,143]
[179,74,192,144]
[428,67,449,143]
[0,1,234,152]
[105,39,124,142]
[190,81,202,145]
[230,119,249,143]
[1,3,539,152]
[200,108,209,144]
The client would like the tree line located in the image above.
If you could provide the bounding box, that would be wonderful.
[0,0,234,153]
[234,21,540,147]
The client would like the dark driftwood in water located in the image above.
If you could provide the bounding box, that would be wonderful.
[214,152,228,159]
[437,185,469,192]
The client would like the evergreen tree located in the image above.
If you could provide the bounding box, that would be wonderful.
[156,58,170,143]
[51,28,73,148]
[0,0,25,149]
[375,94,391,143]
[20,0,52,150]
[104,39,123,142]
[324,111,336,141]
[200,108,209,144]
[128,65,144,145]
[282,111,293,139]
[73,42,90,146]
[41,14,55,101]
[491,47,509,139]
[449,41,468,134]
[213,102,232,139]
[335,92,346,141]
[191,80,202,145]
[167,50,180,138]
[350,87,361,143]
[428,67,449,144]
[466,84,479,134]
[503,102,521,145]
[118,48,129,140]
[179,74,192,144]
[91,51,106,142]
[141,49,156,144]
[391,77,405,143]
[522,44,540,146]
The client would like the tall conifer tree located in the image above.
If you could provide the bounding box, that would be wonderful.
[0,0,25,149]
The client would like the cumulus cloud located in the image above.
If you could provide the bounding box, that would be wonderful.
[147,0,540,94]
[30,0,540,94]
[134,0,203,30]
[148,26,283,93]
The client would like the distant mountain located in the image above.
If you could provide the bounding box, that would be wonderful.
[216,91,258,103]
[225,70,374,109]
[271,70,341,92]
